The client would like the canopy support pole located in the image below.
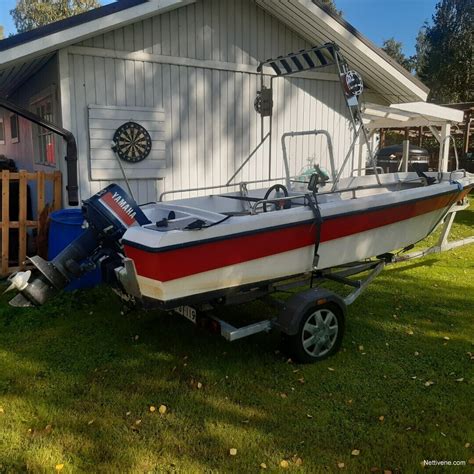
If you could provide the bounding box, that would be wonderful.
[402,139,410,172]
[439,123,451,172]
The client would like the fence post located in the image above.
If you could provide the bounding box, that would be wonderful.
[53,171,62,211]
[1,170,9,276]
[37,171,45,217]
[0,170,62,276]
[18,170,27,270]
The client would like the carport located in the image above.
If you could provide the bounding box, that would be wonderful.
[361,101,472,257]
[362,101,465,172]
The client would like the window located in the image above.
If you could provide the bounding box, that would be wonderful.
[10,114,19,143]
[33,96,55,165]
[0,118,4,145]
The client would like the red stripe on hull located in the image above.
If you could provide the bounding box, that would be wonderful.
[124,191,459,282]
[125,222,315,282]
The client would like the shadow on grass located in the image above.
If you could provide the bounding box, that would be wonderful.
[0,247,473,471]
[452,206,474,227]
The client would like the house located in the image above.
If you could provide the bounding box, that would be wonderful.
[0,0,430,210]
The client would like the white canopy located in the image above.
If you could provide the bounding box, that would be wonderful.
[362,102,464,129]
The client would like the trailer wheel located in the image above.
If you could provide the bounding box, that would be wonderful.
[284,303,344,363]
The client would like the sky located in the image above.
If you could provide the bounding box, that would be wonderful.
[336,0,438,56]
[0,0,438,56]
[0,0,114,37]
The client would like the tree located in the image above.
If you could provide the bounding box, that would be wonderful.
[381,37,414,72]
[11,0,101,34]
[313,0,343,17]
[412,26,429,78]
[415,0,473,103]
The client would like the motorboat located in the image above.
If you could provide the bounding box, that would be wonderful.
[121,171,472,305]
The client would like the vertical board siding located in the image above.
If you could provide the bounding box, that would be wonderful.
[68,0,353,203]
[77,0,313,65]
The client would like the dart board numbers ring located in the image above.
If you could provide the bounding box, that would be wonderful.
[112,121,152,163]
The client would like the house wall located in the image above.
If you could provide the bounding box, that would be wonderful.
[0,56,60,173]
[0,56,60,215]
[61,0,356,204]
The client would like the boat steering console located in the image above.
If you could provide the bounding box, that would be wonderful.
[263,184,291,212]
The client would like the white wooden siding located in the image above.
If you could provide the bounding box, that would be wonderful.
[78,0,307,64]
[64,0,354,204]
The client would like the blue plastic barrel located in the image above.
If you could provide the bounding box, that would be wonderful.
[48,209,102,290]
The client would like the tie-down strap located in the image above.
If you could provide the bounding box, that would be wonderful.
[306,194,323,268]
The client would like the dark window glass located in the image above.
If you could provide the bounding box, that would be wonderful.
[10,114,19,142]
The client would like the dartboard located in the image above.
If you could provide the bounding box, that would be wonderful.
[112,122,152,163]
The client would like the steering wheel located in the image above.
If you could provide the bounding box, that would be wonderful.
[263,184,290,212]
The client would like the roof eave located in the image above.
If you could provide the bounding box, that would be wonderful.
[0,0,195,71]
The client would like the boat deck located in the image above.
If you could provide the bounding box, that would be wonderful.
[141,172,443,232]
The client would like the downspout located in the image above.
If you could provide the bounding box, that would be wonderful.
[0,97,79,206]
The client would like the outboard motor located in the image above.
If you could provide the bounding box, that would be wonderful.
[7,185,150,307]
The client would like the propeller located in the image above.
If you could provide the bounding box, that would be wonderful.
[4,270,31,293]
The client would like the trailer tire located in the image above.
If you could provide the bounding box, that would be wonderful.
[284,303,344,363]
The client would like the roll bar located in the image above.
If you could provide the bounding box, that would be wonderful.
[0,97,79,206]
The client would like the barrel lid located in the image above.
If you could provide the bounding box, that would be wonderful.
[49,208,84,226]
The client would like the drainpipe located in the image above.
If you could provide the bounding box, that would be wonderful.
[0,97,79,206]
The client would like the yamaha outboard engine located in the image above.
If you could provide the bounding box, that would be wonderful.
[7,185,150,307]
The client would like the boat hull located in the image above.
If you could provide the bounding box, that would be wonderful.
[123,185,471,303]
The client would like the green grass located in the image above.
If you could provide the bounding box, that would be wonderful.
[0,203,473,473]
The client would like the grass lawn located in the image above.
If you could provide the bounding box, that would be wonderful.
[0,202,473,473]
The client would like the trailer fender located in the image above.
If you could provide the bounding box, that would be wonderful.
[275,288,347,336]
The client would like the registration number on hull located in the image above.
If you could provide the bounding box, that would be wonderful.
[174,305,197,323]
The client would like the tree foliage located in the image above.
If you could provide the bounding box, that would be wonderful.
[415,0,473,103]
[313,0,343,17]
[11,0,101,34]
[381,37,414,72]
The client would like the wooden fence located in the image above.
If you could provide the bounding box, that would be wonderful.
[1,170,62,277]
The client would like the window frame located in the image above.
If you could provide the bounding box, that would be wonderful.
[0,117,4,145]
[31,88,57,167]
[10,113,19,144]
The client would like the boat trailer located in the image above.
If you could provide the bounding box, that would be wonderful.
[143,192,470,364]
[118,257,388,363]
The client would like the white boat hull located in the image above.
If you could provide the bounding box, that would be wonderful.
[122,172,473,304]
[132,205,451,302]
